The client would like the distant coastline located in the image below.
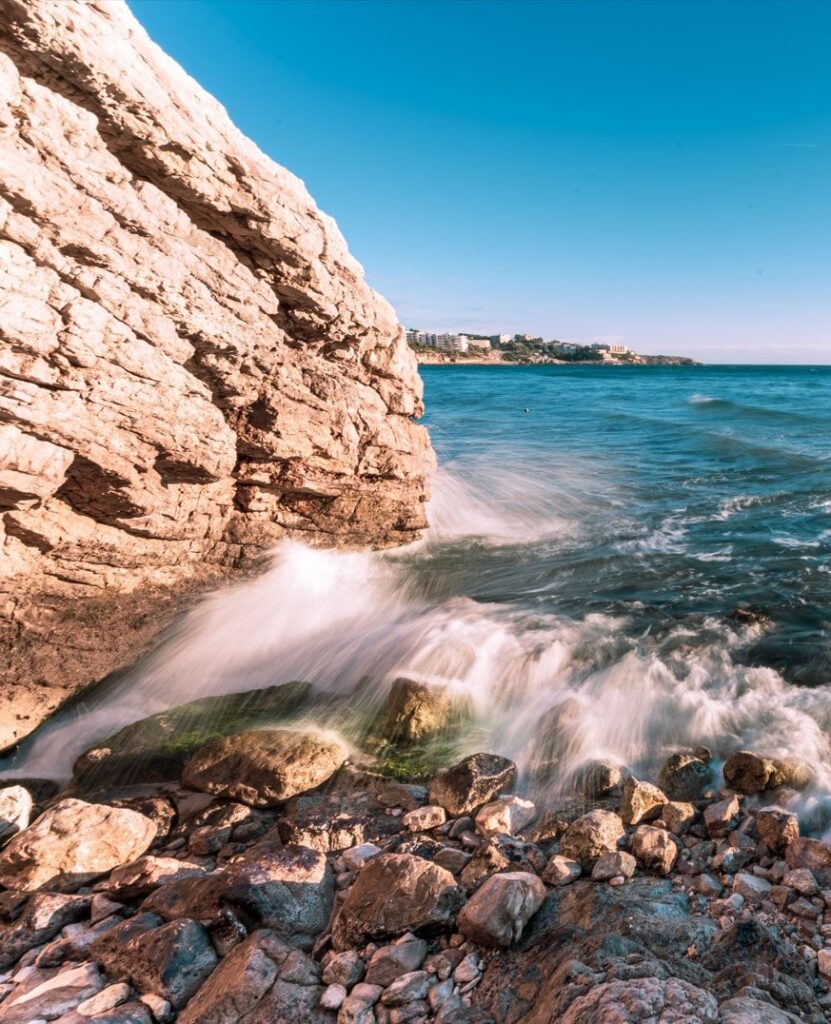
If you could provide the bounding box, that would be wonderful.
[416,351,702,367]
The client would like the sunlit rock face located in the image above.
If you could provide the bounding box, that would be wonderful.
[0,0,434,748]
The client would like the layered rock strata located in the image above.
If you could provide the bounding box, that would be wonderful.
[0,0,434,747]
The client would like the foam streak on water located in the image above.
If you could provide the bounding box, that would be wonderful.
[5,365,831,811]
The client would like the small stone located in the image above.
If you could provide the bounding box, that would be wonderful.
[732,872,772,903]
[473,796,536,837]
[818,948,831,978]
[322,984,348,1011]
[592,851,636,881]
[341,843,383,872]
[402,806,447,832]
[77,981,133,1016]
[352,983,385,1004]
[695,873,723,897]
[452,953,481,985]
[378,784,429,811]
[139,993,174,1023]
[323,950,365,988]
[434,847,471,875]
[365,937,429,986]
[339,994,378,1024]
[541,855,582,886]
[620,777,667,826]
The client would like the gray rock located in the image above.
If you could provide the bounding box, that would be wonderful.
[365,937,428,986]
[381,679,471,745]
[380,971,433,1006]
[592,851,636,881]
[322,950,365,988]
[658,752,713,801]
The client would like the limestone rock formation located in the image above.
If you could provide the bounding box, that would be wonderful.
[0,0,434,749]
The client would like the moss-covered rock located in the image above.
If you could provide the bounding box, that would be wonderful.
[72,681,316,792]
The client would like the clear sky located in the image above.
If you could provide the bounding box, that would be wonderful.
[129,0,829,363]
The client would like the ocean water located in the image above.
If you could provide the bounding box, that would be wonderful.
[7,364,831,814]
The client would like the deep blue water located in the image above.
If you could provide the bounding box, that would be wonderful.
[419,364,831,686]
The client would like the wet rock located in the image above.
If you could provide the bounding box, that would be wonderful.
[457,872,545,948]
[620,777,667,826]
[143,844,333,948]
[723,751,810,795]
[473,796,535,837]
[557,977,719,1023]
[591,851,636,881]
[365,937,428,986]
[428,754,516,817]
[757,806,800,854]
[382,679,471,744]
[541,855,581,886]
[182,728,349,806]
[704,794,740,838]
[558,810,625,869]
[0,962,105,1023]
[73,684,316,790]
[0,786,33,848]
[658,752,714,801]
[0,800,155,892]
[573,760,627,799]
[332,854,464,950]
[106,856,206,900]
[630,825,679,875]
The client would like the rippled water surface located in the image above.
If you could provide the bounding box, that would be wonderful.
[6,364,831,803]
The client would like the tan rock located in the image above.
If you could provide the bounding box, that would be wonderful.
[474,795,536,837]
[756,806,799,854]
[0,785,32,847]
[630,825,679,875]
[0,799,156,891]
[0,0,434,750]
[182,728,348,805]
[558,810,625,869]
[620,777,667,826]
[382,679,470,744]
[331,853,464,950]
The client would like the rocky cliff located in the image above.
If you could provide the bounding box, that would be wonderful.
[0,0,434,749]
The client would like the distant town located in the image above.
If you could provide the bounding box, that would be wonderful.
[405,330,699,366]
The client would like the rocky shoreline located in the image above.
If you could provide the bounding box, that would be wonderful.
[1,721,830,1023]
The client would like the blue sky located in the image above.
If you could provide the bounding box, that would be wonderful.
[130,0,829,363]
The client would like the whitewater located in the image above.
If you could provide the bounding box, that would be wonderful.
[4,364,831,822]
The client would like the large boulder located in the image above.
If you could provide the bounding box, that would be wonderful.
[0,799,156,892]
[558,810,625,870]
[182,728,348,806]
[456,871,545,948]
[785,838,831,887]
[558,977,718,1024]
[0,0,434,752]
[429,753,517,816]
[380,679,472,744]
[331,853,465,949]
[72,682,315,789]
